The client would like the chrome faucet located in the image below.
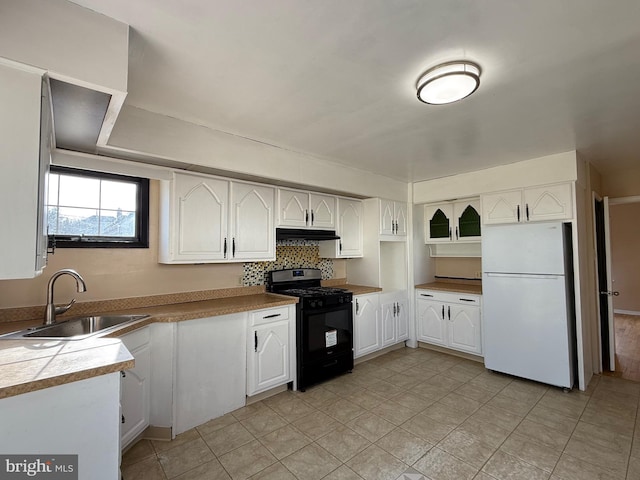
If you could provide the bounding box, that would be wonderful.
[44,269,87,325]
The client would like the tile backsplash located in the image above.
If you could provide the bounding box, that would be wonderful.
[243,239,333,286]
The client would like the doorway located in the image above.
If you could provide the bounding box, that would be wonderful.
[594,195,640,381]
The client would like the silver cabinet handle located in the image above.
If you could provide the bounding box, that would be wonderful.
[254,331,258,352]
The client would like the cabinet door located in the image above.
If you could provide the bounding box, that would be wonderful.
[379,200,395,235]
[230,182,275,261]
[120,342,150,448]
[120,328,151,449]
[36,78,52,273]
[481,190,523,225]
[524,183,573,222]
[353,294,380,357]
[424,203,454,243]
[337,198,363,257]
[249,320,290,395]
[448,304,482,355]
[416,299,447,346]
[453,199,481,242]
[380,301,396,347]
[396,298,409,342]
[278,188,310,228]
[394,202,408,237]
[175,314,246,434]
[309,193,336,229]
[0,63,46,279]
[173,174,228,261]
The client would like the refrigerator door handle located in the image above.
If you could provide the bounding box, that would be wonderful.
[485,272,562,280]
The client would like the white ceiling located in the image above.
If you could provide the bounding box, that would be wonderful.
[70,0,640,183]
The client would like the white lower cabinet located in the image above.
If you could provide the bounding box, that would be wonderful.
[0,374,121,480]
[120,327,151,449]
[174,313,247,435]
[353,293,380,358]
[354,292,407,358]
[416,289,482,356]
[247,306,295,396]
[380,292,409,348]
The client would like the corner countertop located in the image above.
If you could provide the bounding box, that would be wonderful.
[0,338,133,399]
[0,290,298,400]
[0,282,382,399]
[415,281,482,295]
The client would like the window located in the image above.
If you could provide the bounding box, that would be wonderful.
[47,166,149,248]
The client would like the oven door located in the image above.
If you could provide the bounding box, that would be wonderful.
[300,302,353,364]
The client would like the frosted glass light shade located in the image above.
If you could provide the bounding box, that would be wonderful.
[416,61,481,105]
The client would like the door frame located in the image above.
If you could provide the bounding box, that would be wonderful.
[592,193,615,372]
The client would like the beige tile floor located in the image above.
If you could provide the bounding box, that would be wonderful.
[122,347,640,480]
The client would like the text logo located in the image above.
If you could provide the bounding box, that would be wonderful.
[0,455,77,479]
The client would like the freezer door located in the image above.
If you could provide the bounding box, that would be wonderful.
[483,272,574,388]
[482,222,566,275]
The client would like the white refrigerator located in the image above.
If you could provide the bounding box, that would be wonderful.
[482,222,576,389]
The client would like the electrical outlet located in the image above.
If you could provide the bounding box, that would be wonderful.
[475,271,482,278]
[238,275,244,286]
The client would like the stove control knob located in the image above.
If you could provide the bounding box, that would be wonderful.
[338,297,344,304]
[309,300,317,308]
[317,300,323,308]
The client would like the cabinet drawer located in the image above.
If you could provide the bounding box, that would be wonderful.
[416,289,480,306]
[120,326,150,351]
[250,306,292,326]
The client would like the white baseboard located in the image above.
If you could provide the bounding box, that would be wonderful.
[614,309,640,316]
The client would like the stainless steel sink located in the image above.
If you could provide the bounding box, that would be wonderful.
[0,314,150,340]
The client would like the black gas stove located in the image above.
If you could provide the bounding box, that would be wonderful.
[267,268,354,391]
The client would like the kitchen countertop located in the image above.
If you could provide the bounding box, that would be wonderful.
[0,337,133,399]
[332,284,383,295]
[0,292,298,399]
[415,281,483,295]
[0,283,379,399]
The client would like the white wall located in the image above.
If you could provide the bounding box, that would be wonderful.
[0,0,128,94]
[413,151,578,204]
[105,106,408,201]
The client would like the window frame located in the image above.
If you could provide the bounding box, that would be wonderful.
[47,166,150,249]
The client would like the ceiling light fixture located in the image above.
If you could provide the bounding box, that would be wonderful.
[416,61,481,105]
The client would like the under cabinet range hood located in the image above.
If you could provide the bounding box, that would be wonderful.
[276,228,340,241]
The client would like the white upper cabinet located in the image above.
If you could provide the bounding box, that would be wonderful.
[425,198,481,244]
[0,63,51,280]
[172,174,228,261]
[318,197,363,258]
[309,193,336,229]
[160,172,275,263]
[524,184,574,222]
[482,183,573,225]
[278,188,336,230]
[379,199,407,238]
[230,183,275,260]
